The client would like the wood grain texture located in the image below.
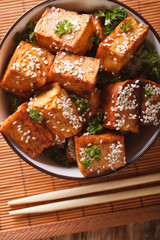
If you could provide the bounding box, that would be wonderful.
[0,0,160,239]
[1,206,160,240]
[40,219,160,240]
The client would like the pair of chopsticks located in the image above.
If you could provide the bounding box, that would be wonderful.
[8,173,160,215]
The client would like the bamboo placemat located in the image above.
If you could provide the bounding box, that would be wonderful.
[0,0,160,239]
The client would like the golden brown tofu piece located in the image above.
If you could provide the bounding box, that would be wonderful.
[74,132,126,177]
[140,79,160,126]
[66,137,76,164]
[0,41,54,98]
[29,82,82,141]
[101,80,141,133]
[48,51,100,97]
[96,15,149,74]
[92,14,106,41]
[0,103,54,158]
[35,7,95,55]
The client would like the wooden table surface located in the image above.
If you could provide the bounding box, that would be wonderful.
[40,220,160,240]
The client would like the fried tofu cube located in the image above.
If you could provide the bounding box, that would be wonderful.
[35,7,95,55]
[74,132,126,177]
[29,82,82,141]
[0,41,54,98]
[101,80,141,133]
[66,137,76,164]
[92,14,106,41]
[96,15,149,74]
[0,103,54,158]
[140,79,160,126]
[48,51,100,97]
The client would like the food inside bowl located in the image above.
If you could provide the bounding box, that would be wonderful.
[0,5,160,177]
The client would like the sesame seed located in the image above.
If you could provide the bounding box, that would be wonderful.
[97,169,100,174]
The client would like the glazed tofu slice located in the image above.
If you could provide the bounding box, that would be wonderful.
[140,79,160,126]
[92,14,106,41]
[34,7,95,55]
[0,41,54,98]
[66,137,76,163]
[48,51,100,97]
[0,103,54,158]
[101,80,140,133]
[74,132,126,177]
[96,14,149,74]
[29,82,82,141]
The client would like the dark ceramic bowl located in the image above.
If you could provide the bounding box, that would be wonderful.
[0,0,160,180]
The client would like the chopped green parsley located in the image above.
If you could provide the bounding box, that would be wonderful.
[55,19,74,37]
[143,87,153,98]
[88,33,101,45]
[8,93,25,114]
[97,7,127,35]
[120,21,132,32]
[86,111,103,134]
[44,147,68,167]
[27,109,42,122]
[71,94,90,115]
[97,71,109,87]
[14,21,37,46]
[132,47,160,81]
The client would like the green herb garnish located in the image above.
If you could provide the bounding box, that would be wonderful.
[82,145,101,169]
[44,147,68,167]
[27,109,42,122]
[113,48,160,82]
[14,21,37,46]
[120,21,132,32]
[88,33,101,45]
[54,19,74,37]
[132,47,160,81]
[8,93,25,114]
[85,145,101,160]
[97,69,129,85]
[133,48,160,66]
[97,71,109,87]
[28,31,37,46]
[82,158,93,169]
[86,111,103,134]
[114,67,131,82]
[71,94,90,115]
[143,87,153,98]
[97,7,127,35]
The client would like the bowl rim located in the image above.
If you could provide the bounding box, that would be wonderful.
[0,0,160,180]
